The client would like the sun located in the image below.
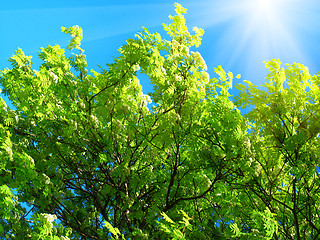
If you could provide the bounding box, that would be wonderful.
[245,0,286,29]
[200,0,304,82]
[236,0,303,64]
[256,0,277,12]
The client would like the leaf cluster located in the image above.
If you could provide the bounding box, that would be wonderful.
[0,3,320,240]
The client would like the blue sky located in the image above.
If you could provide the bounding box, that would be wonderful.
[1,0,320,105]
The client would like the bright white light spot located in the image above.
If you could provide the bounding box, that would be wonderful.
[257,0,275,11]
[241,0,289,36]
[198,0,306,83]
[235,0,303,65]
[254,0,280,24]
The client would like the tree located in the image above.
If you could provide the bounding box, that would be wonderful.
[0,3,319,239]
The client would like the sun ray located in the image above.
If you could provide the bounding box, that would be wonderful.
[194,0,312,83]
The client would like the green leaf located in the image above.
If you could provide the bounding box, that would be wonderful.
[104,221,121,237]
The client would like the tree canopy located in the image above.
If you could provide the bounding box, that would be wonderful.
[1,3,320,239]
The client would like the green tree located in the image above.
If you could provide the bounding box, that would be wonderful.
[231,59,320,239]
[0,3,319,239]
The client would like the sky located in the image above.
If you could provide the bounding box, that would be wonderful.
[1,0,320,229]
[1,0,320,106]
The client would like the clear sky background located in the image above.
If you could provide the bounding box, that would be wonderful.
[1,0,320,106]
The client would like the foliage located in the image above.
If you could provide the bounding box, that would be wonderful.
[0,2,320,239]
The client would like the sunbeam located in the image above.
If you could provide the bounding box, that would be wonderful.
[195,0,311,83]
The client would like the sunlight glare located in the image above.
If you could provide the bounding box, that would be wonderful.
[193,0,310,85]
[239,0,303,61]
[244,0,286,33]
[202,0,304,82]
[254,0,283,26]
[257,0,275,11]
